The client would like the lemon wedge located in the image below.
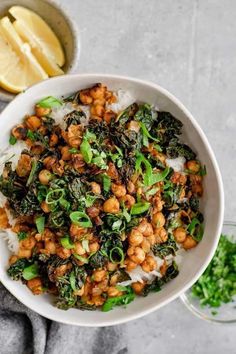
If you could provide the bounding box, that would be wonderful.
[0,17,48,93]
[13,20,64,76]
[9,6,65,67]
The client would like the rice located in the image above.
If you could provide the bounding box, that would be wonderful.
[0,229,19,253]
[106,89,135,113]
[166,156,186,172]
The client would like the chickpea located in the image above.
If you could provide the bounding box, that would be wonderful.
[173,227,187,243]
[171,172,187,185]
[90,84,106,99]
[45,240,56,254]
[16,154,31,177]
[89,241,100,253]
[141,238,151,253]
[125,257,137,272]
[110,273,119,286]
[70,224,87,240]
[92,295,105,306]
[79,89,93,105]
[87,206,100,218]
[107,286,122,298]
[146,234,156,246]
[35,105,51,117]
[43,156,57,170]
[41,201,50,213]
[141,255,157,273]
[18,248,32,258]
[103,197,120,214]
[120,194,135,210]
[154,227,168,243]
[91,182,101,195]
[152,212,165,228]
[43,228,55,241]
[25,115,41,131]
[128,228,143,246]
[183,236,197,250]
[75,285,85,296]
[49,133,58,147]
[111,183,126,198]
[31,144,44,156]
[9,255,18,265]
[192,183,203,196]
[56,246,71,259]
[92,287,103,296]
[20,236,36,250]
[137,219,153,237]
[68,125,83,148]
[107,162,119,180]
[72,153,85,170]
[127,120,140,133]
[93,269,107,282]
[74,242,86,255]
[153,196,164,212]
[55,264,69,277]
[104,110,116,124]
[38,125,48,136]
[129,247,146,264]
[90,104,105,118]
[11,124,27,140]
[61,146,72,161]
[27,277,43,295]
[132,281,146,294]
[127,181,136,194]
[38,169,52,185]
[186,160,200,173]
[107,262,118,272]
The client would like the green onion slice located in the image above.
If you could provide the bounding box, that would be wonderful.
[70,211,92,228]
[35,216,45,234]
[22,264,39,280]
[60,235,74,249]
[73,254,89,263]
[131,201,150,215]
[109,247,125,264]
[46,188,65,204]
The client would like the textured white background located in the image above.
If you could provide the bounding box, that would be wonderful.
[0,1,235,353]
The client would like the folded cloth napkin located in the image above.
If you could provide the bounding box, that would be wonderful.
[0,283,127,354]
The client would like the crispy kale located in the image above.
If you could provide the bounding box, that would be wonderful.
[152,234,178,258]
[64,110,86,128]
[7,258,31,281]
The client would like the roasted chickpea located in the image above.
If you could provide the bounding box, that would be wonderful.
[153,196,164,212]
[183,236,197,250]
[91,182,101,195]
[90,104,105,118]
[56,246,71,259]
[79,89,93,105]
[9,255,18,265]
[72,153,85,170]
[125,257,137,272]
[61,146,71,161]
[35,105,51,117]
[107,262,118,272]
[89,241,100,253]
[45,240,56,254]
[128,228,143,246]
[107,162,119,180]
[30,144,44,156]
[111,183,126,198]
[90,84,106,99]
[93,269,107,282]
[129,247,146,264]
[43,156,57,170]
[38,169,52,185]
[127,181,136,194]
[25,115,41,131]
[20,236,36,250]
[11,124,27,140]
[49,133,58,147]
[171,172,187,185]
[173,227,187,243]
[141,238,151,253]
[54,264,69,277]
[132,281,146,294]
[186,160,200,173]
[152,212,165,228]
[127,120,140,133]
[70,224,88,240]
[92,295,105,306]
[27,277,43,295]
[120,194,135,210]
[91,287,103,296]
[107,286,122,298]
[192,183,203,196]
[141,255,157,272]
[154,227,168,243]
[137,219,153,237]
[104,110,116,124]
[103,197,120,214]
[16,154,31,177]
[41,201,50,213]
[146,233,156,246]
[68,125,83,147]
[18,248,32,258]
[87,206,100,218]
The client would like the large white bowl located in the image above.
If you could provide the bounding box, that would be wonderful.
[0,74,224,326]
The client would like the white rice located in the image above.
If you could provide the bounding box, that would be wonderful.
[0,229,19,253]
[166,156,186,172]
[106,89,135,113]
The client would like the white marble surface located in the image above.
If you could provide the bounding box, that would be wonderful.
[0,0,235,353]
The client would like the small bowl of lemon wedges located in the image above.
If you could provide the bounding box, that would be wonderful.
[0,0,80,101]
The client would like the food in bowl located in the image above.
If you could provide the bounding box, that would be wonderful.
[0,83,206,312]
[0,6,65,94]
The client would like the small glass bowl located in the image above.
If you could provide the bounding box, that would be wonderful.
[180,221,236,324]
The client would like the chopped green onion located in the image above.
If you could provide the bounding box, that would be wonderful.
[17,231,27,241]
[60,235,74,249]
[9,135,17,145]
[80,137,93,163]
[69,148,79,154]
[46,188,65,204]
[37,96,62,108]
[109,246,125,264]
[59,198,71,210]
[131,201,150,215]
[112,219,123,230]
[82,239,90,252]
[146,187,159,196]
[70,211,92,228]
[22,264,39,280]
[144,167,170,187]
[102,174,111,192]
[35,216,45,234]
[26,159,38,186]
[199,165,207,176]
[27,130,36,141]
[122,207,131,222]
[69,271,76,291]
[73,254,89,263]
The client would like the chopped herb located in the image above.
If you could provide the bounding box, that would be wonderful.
[131,201,150,215]
[102,174,111,193]
[60,235,74,249]
[35,216,45,234]
[80,138,93,163]
[102,286,135,311]
[22,264,39,280]
[37,96,62,108]
[17,231,28,241]
[9,135,17,145]
[70,211,92,228]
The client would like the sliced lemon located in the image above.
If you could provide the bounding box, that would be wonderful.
[9,6,65,67]
[0,17,48,93]
[13,20,64,77]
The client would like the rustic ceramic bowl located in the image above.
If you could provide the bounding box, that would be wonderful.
[0,74,224,326]
[0,0,80,102]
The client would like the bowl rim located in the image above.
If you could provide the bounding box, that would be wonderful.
[0,0,81,102]
[0,73,225,326]
[181,221,236,325]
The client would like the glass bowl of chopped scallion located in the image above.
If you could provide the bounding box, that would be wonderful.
[180,221,236,324]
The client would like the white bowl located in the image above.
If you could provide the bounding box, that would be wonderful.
[0,74,224,326]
